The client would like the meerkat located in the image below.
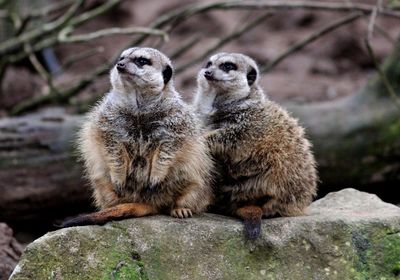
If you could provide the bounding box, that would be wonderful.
[194,53,317,239]
[61,47,213,227]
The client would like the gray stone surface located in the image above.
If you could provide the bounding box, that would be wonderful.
[10,188,400,280]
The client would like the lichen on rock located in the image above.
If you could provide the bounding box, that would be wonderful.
[10,188,400,280]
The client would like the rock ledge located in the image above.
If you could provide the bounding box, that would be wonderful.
[10,188,400,280]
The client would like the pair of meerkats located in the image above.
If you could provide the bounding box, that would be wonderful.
[61,47,317,239]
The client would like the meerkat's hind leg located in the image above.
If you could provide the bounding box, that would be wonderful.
[261,198,279,218]
[236,205,263,239]
[59,202,157,228]
[262,197,306,218]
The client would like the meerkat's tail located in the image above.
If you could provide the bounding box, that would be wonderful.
[236,205,263,239]
[58,203,156,228]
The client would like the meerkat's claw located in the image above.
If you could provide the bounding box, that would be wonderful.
[171,208,193,218]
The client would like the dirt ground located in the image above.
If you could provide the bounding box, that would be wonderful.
[1,0,399,114]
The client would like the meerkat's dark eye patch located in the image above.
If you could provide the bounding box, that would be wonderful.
[133,57,152,67]
[162,65,173,85]
[205,61,212,68]
[247,67,257,86]
[219,62,237,72]
[118,56,124,61]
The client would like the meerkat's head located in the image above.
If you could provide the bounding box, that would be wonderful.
[110,47,173,95]
[198,53,259,98]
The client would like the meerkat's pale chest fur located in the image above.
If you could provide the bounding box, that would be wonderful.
[62,48,213,227]
[194,53,317,239]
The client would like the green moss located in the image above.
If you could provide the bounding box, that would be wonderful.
[393,261,400,276]
[386,120,400,143]
[12,227,148,280]
[349,226,400,279]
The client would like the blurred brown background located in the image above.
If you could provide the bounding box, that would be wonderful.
[0,1,400,277]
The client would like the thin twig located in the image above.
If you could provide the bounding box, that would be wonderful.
[69,0,121,27]
[127,0,400,50]
[10,63,109,115]
[170,34,201,60]
[1,0,125,66]
[29,0,75,19]
[223,1,400,19]
[261,12,364,73]
[0,0,84,56]
[8,0,400,114]
[176,12,272,73]
[12,0,76,36]
[58,26,168,43]
[374,24,397,45]
[23,43,60,99]
[24,43,52,85]
[365,39,400,110]
[346,0,396,45]
[61,47,105,70]
[367,6,378,41]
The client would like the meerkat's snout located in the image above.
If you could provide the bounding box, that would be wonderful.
[116,61,127,73]
[204,69,214,81]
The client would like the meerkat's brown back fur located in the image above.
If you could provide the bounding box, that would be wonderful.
[195,52,317,239]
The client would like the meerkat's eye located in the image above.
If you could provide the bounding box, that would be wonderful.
[118,56,124,61]
[205,61,212,68]
[134,57,152,67]
[219,62,237,72]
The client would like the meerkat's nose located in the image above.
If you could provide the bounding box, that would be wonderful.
[204,70,213,80]
[117,62,126,72]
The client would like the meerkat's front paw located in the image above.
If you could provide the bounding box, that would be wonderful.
[149,175,163,188]
[149,167,169,188]
[171,208,193,218]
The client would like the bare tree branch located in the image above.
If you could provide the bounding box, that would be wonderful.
[260,12,364,73]
[68,0,121,27]
[176,12,272,73]
[170,34,201,60]
[367,6,379,41]
[0,0,123,66]
[61,47,105,71]
[58,26,168,43]
[29,0,75,19]
[24,43,52,86]
[152,0,400,32]
[6,0,400,115]
[365,38,400,110]
[224,1,400,19]
[0,0,84,56]
[9,62,109,115]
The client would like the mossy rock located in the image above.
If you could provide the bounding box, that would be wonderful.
[10,189,400,280]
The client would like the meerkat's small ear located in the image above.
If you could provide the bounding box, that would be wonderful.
[162,65,173,84]
[247,67,257,86]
